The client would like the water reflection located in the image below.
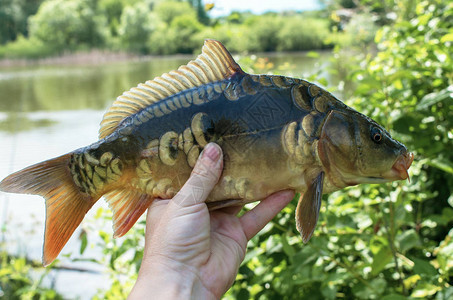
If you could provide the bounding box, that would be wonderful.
[0,113,56,132]
[0,51,334,115]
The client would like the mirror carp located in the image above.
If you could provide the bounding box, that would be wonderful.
[0,40,414,266]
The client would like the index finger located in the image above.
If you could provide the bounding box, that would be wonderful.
[172,143,223,207]
[240,190,295,240]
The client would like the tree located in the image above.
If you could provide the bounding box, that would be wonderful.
[0,0,24,44]
[0,0,44,44]
[148,0,203,54]
[118,2,157,53]
[186,0,209,25]
[29,0,109,51]
[99,0,125,37]
[154,0,194,24]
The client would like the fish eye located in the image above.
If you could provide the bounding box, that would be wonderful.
[371,127,383,144]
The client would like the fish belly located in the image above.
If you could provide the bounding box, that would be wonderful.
[132,126,294,208]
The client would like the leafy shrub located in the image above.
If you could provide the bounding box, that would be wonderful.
[225,0,453,299]
[0,35,55,59]
[277,17,331,51]
[0,251,63,299]
[193,24,256,53]
[244,14,284,52]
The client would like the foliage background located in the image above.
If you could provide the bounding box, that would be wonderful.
[0,0,333,58]
[0,0,452,299]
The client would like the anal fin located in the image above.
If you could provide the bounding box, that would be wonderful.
[296,172,325,243]
[103,189,154,238]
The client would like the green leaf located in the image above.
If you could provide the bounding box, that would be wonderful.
[382,294,409,300]
[317,77,328,87]
[375,29,384,43]
[242,248,263,264]
[352,278,386,299]
[236,288,250,300]
[372,278,387,291]
[426,158,453,174]
[321,282,337,300]
[394,79,403,90]
[404,274,421,290]
[80,231,88,255]
[393,115,422,135]
[371,246,393,276]
[416,86,453,110]
[280,234,295,261]
[412,258,438,276]
[397,229,420,252]
[440,33,453,43]
[387,70,413,82]
[411,282,441,298]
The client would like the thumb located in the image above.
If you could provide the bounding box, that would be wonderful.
[172,143,223,207]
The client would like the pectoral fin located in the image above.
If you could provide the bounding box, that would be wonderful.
[296,172,325,243]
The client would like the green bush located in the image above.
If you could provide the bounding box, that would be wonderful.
[245,14,284,52]
[0,251,63,299]
[193,24,256,53]
[277,17,331,51]
[0,35,55,59]
[224,0,453,299]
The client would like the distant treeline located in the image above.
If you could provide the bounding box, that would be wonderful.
[0,0,338,58]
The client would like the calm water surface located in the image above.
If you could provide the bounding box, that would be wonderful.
[0,51,336,298]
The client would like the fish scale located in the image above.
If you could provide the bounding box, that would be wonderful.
[0,40,414,266]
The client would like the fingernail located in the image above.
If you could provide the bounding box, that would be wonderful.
[203,143,220,162]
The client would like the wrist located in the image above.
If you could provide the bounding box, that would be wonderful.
[129,257,214,299]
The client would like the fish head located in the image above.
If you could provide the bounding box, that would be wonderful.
[318,109,414,187]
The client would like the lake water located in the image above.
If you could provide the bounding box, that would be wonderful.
[0,50,336,299]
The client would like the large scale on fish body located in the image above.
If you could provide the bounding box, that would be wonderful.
[0,40,414,266]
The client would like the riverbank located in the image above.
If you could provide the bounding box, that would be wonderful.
[0,50,138,68]
[0,48,332,69]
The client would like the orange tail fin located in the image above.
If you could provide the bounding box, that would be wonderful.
[0,154,99,266]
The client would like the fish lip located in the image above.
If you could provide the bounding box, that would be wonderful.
[387,152,414,181]
[343,152,414,185]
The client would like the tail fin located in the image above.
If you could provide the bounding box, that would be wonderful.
[0,154,99,266]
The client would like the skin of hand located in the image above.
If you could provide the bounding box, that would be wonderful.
[128,143,295,299]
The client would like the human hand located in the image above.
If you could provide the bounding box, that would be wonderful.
[128,143,295,299]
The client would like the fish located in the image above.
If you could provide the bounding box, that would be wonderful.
[0,40,414,266]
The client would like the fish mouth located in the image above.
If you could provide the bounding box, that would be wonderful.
[384,152,414,181]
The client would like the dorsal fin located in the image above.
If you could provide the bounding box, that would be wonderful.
[99,39,243,139]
